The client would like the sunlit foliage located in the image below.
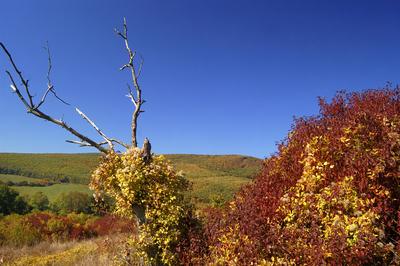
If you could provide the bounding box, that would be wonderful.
[90,148,196,265]
[204,87,400,264]
[0,212,135,247]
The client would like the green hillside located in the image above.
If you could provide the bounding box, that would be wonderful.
[0,153,100,184]
[0,153,262,206]
[166,154,261,178]
[0,174,46,183]
[166,154,262,206]
[12,184,92,201]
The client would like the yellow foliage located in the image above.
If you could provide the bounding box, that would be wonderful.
[90,148,192,265]
[276,136,386,262]
[209,223,253,265]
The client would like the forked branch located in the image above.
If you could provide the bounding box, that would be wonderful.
[36,43,70,110]
[0,42,128,153]
[115,18,145,148]
[0,19,144,153]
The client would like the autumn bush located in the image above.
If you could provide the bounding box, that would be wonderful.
[0,212,135,247]
[88,214,136,236]
[91,148,198,265]
[0,214,41,247]
[201,87,400,265]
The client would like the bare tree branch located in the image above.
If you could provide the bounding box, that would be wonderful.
[66,140,100,147]
[35,86,53,109]
[36,42,70,109]
[115,17,145,148]
[126,84,138,107]
[0,42,34,107]
[66,138,129,149]
[1,20,139,153]
[45,41,52,87]
[0,42,119,153]
[75,107,114,148]
[109,139,130,148]
[137,55,144,78]
[5,70,31,110]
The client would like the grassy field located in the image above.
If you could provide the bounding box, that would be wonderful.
[187,175,251,207]
[0,153,262,205]
[0,174,46,183]
[12,184,92,202]
[0,153,100,184]
[0,173,91,203]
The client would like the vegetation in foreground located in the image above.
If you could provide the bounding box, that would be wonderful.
[0,234,130,266]
[199,87,400,265]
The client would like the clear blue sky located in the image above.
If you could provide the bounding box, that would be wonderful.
[0,0,399,158]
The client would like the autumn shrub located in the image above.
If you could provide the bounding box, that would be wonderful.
[87,214,136,236]
[0,214,41,247]
[91,148,198,265]
[0,211,135,247]
[204,87,400,265]
[26,212,113,241]
[24,212,79,242]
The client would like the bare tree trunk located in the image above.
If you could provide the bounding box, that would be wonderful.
[115,18,145,148]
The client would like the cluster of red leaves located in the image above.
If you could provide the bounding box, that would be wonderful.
[24,212,135,242]
[196,87,400,265]
[175,210,209,265]
[88,214,136,236]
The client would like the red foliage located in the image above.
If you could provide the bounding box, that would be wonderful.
[201,87,400,264]
[175,211,209,265]
[22,212,136,242]
[88,215,136,236]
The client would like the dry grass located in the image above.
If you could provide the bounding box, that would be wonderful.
[0,234,130,266]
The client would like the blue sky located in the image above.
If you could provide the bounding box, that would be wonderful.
[0,0,399,158]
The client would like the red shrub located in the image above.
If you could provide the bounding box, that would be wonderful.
[202,87,400,264]
[21,212,135,242]
[88,215,136,236]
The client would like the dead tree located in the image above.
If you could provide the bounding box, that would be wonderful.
[0,18,150,157]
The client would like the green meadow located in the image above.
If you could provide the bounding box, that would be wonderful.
[11,184,92,202]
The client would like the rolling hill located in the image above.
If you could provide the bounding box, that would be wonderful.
[0,153,262,206]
